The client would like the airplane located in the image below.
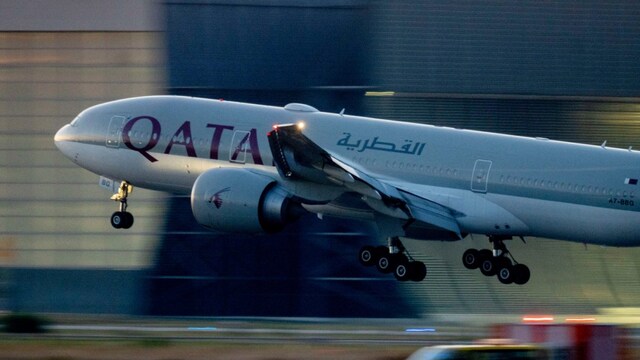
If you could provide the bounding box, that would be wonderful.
[54,95,640,285]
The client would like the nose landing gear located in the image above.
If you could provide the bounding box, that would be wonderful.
[110,181,134,229]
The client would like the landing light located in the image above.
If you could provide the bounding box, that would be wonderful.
[522,315,555,323]
[565,317,597,323]
[297,121,305,130]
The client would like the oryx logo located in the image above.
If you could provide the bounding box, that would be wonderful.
[208,187,230,209]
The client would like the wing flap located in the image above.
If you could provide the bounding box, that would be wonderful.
[267,123,462,237]
[400,190,463,238]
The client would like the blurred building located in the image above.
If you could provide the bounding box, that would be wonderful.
[2,0,640,316]
[0,0,165,313]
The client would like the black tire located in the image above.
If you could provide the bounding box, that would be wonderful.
[393,256,411,282]
[513,264,531,285]
[410,261,427,282]
[110,211,124,229]
[358,246,376,266]
[497,260,514,285]
[122,212,134,229]
[480,256,497,276]
[376,253,395,274]
[462,249,480,269]
[478,249,492,260]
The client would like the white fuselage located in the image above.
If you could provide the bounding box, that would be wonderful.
[55,96,640,246]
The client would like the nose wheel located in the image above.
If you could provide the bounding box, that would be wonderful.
[111,211,133,229]
[110,181,134,229]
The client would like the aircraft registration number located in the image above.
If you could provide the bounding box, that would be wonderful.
[609,198,635,207]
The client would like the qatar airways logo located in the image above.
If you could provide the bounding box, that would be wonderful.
[208,187,230,209]
[121,116,264,164]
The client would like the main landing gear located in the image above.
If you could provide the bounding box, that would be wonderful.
[359,237,427,282]
[110,181,134,229]
[462,236,530,285]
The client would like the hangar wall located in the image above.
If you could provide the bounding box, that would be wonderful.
[0,0,166,314]
[368,1,640,96]
[1,31,165,313]
[365,1,640,147]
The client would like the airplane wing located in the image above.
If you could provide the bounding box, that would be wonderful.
[267,123,463,239]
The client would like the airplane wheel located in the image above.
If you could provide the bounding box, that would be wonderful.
[497,261,514,285]
[122,212,134,229]
[393,256,411,282]
[513,264,531,285]
[462,249,480,269]
[410,261,427,282]
[480,256,498,276]
[110,211,124,229]
[111,211,133,229]
[359,246,377,266]
[478,249,492,261]
[376,253,396,274]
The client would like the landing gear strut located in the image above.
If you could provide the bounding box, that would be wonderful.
[110,181,134,229]
[462,236,530,285]
[359,237,427,282]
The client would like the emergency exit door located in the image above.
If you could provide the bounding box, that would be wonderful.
[471,159,492,193]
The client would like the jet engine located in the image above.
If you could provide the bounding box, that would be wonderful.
[191,167,298,233]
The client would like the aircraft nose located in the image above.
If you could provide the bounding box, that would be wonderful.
[54,124,71,147]
[54,124,77,160]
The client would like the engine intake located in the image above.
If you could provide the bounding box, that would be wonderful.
[191,168,297,233]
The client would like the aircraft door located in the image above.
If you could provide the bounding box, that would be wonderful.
[229,130,250,163]
[106,115,126,148]
[471,159,492,193]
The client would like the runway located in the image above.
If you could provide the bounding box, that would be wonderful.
[0,316,493,360]
[5,316,486,346]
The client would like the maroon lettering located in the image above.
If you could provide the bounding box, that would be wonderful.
[230,132,250,162]
[122,116,161,162]
[122,118,265,165]
[229,129,263,164]
[207,123,234,159]
[247,128,263,165]
[164,121,197,157]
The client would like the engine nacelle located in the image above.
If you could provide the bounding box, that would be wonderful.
[191,168,296,233]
